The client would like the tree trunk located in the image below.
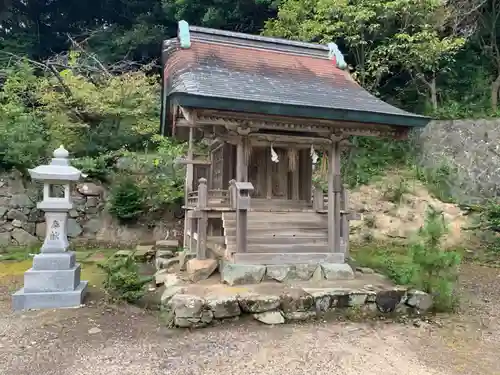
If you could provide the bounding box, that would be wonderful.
[491,75,500,111]
[429,76,438,111]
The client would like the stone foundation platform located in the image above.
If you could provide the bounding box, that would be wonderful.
[159,273,433,329]
[12,281,88,310]
[220,262,355,285]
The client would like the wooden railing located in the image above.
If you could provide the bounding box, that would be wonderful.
[187,191,199,206]
[186,184,230,208]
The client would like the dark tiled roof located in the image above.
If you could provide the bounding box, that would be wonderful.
[162,25,430,130]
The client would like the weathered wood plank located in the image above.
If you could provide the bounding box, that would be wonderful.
[244,243,331,253]
[233,252,345,265]
[225,237,328,246]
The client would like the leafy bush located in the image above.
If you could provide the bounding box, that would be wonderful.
[118,136,186,212]
[98,256,153,303]
[108,176,145,222]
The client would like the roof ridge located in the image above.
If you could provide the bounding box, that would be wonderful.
[189,25,329,51]
[175,20,332,60]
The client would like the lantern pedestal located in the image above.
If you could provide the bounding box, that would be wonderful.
[12,146,88,311]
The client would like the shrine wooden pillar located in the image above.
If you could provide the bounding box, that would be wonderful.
[183,127,194,250]
[327,139,342,255]
[236,136,249,182]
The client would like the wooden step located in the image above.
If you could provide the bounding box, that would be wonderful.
[223,228,328,237]
[225,236,327,246]
[223,212,323,219]
[223,222,327,230]
[244,243,330,253]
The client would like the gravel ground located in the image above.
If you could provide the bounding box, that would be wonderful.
[0,263,499,375]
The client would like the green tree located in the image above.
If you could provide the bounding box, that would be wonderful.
[265,0,467,101]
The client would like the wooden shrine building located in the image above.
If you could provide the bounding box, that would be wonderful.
[160,21,430,269]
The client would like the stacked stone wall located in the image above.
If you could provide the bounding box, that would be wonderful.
[0,171,178,247]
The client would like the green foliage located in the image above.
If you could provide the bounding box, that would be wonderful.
[71,153,120,182]
[98,256,153,303]
[363,215,377,228]
[470,199,500,255]
[0,64,50,171]
[353,207,461,311]
[108,177,146,222]
[410,207,461,311]
[415,163,456,203]
[265,0,465,94]
[117,136,186,212]
[38,65,159,157]
[383,178,409,204]
[343,137,415,188]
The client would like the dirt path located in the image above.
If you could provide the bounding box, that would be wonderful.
[0,263,499,375]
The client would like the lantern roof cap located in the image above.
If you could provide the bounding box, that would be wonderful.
[28,145,81,181]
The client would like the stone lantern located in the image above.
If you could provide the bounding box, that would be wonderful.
[12,146,88,310]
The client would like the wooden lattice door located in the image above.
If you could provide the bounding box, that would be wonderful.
[211,145,223,189]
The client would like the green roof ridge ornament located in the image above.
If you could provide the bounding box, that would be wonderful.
[327,42,347,70]
[178,20,191,49]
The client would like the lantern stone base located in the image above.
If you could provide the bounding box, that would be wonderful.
[12,252,88,311]
[32,252,76,270]
[24,265,82,292]
[12,281,88,311]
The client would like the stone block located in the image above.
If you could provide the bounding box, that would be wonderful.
[186,258,218,282]
[178,251,195,271]
[77,182,104,196]
[160,285,186,305]
[23,265,81,293]
[7,209,28,221]
[134,245,154,261]
[155,240,179,250]
[155,256,179,271]
[253,311,284,325]
[239,294,280,313]
[321,263,355,280]
[0,232,11,247]
[311,265,324,281]
[375,290,407,313]
[83,218,102,234]
[221,263,266,285]
[67,219,82,238]
[406,290,433,311]
[280,289,315,313]
[12,281,88,310]
[11,228,38,246]
[293,264,318,280]
[167,294,205,319]
[266,265,292,282]
[206,295,241,319]
[283,311,316,321]
[156,249,174,259]
[32,252,76,270]
[155,271,182,288]
[348,293,368,306]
